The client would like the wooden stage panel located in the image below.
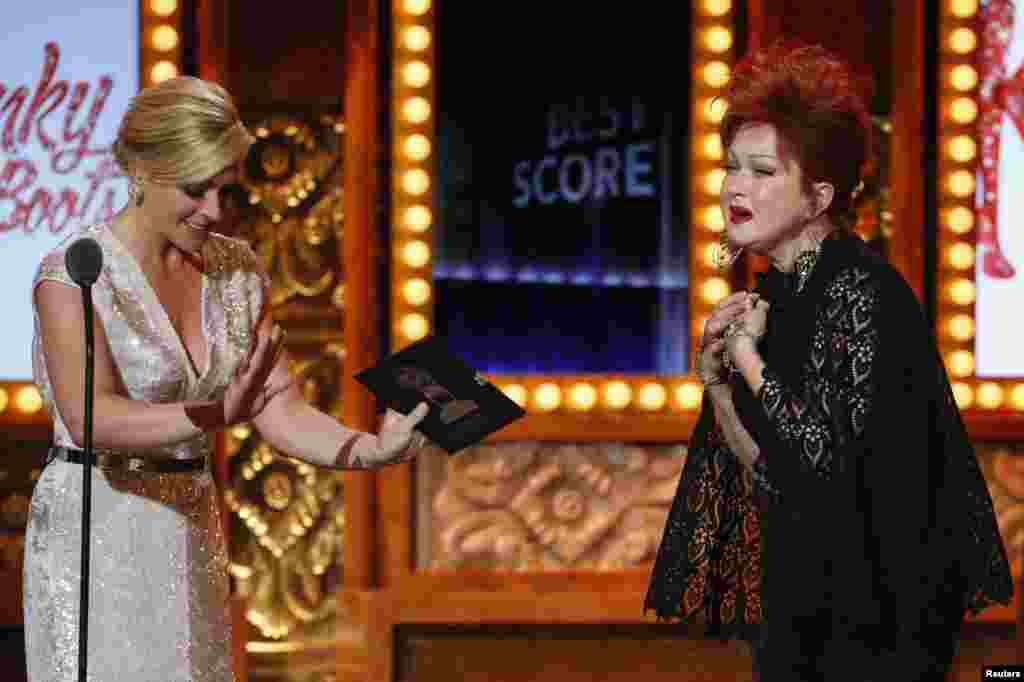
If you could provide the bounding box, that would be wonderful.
[395,625,754,682]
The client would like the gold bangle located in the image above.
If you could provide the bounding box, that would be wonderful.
[699,372,728,387]
[184,401,227,431]
[333,433,366,470]
[722,320,743,339]
[726,328,762,347]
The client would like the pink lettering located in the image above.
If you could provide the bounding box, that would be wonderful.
[55,76,113,174]
[19,43,68,152]
[0,85,30,153]
[0,159,39,200]
[0,155,124,234]
[0,42,124,236]
[79,156,123,219]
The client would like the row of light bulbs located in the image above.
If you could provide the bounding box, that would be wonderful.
[940,0,979,340]
[145,0,181,85]
[0,386,43,415]
[393,0,435,348]
[497,380,705,412]
[951,382,1024,411]
[8,373,1024,417]
[939,0,977,386]
[689,0,735,387]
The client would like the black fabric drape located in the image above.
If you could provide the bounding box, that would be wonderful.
[645,232,1012,677]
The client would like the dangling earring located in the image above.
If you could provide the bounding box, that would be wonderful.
[713,233,743,270]
[128,175,144,207]
[793,234,823,293]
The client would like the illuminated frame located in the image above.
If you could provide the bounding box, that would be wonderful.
[936,0,1024,435]
[0,0,185,426]
[390,0,736,437]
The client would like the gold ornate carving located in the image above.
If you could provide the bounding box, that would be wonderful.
[419,441,685,570]
[424,441,1024,587]
[231,113,346,309]
[221,109,347,656]
[981,444,1024,572]
[224,349,347,642]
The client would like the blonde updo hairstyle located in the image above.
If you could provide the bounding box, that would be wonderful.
[112,76,253,187]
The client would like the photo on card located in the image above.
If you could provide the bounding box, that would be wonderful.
[354,336,526,454]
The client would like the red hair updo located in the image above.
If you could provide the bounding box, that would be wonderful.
[720,40,874,224]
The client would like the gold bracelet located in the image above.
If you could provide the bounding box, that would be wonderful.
[727,329,762,348]
[184,401,227,431]
[333,433,366,470]
[722,321,740,338]
[699,372,728,388]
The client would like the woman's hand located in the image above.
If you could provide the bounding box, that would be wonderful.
[696,337,729,387]
[701,292,758,348]
[362,403,431,466]
[698,292,758,386]
[724,297,770,358]
[222,322,292,425]
[723,297,771,396]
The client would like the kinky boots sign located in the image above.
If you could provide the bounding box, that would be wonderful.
[0,42,124,236]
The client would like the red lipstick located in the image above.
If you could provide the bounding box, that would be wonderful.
[729,206,753,223]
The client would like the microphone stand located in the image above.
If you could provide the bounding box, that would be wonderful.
[77,282,95,682]
[65,235,102,682]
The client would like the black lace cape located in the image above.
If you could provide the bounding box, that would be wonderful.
[644,233,1012,653]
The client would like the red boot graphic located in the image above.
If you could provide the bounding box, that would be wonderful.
[979,0,1017,279]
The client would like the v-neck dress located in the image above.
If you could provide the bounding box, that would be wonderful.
[24,222,267,682]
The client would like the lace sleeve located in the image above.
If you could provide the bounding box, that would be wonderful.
[754,268,881,494]
[751,456,779,499]
[645,400,762,635]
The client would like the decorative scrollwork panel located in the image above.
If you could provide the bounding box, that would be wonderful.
[229,112,347,314]
[221,107,347,661]
[416,441,686,571]
[419,439,1024,589]
[980,443,1024,575]
[225,347,348,641]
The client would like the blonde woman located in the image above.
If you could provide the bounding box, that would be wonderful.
[25,76,428,681]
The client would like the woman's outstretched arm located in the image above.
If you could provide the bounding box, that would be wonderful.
[35,279,284,450]
[250,349,428,470]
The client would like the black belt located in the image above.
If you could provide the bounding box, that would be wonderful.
[51,446,207,473]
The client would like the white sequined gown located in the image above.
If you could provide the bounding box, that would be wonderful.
[25,222,267,682]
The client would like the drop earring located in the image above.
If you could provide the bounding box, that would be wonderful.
[128,176,144,207]
[713,233,743,270]
[793,233,823,293]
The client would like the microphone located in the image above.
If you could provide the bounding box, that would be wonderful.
[66,237,103,287]
[64,237,102,682]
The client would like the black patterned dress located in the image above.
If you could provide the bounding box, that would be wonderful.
[645,231,1012,680]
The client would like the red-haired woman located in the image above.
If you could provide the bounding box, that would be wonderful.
[645,42,1012,680]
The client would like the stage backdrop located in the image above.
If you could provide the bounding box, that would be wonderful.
[977,0,1024,378]
[0,1,137,380]
[433,93,690,376]
[431,6,691,377]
